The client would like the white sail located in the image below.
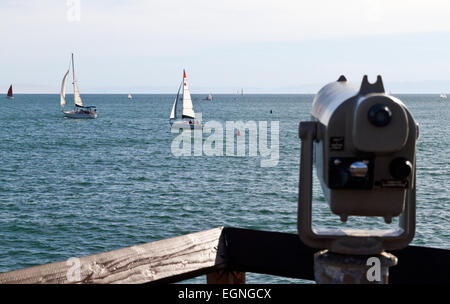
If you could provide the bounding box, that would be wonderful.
[181,71,195,119]
[73,81,83,106]
[128,94,132,99]
[170,81,183,120]
[60,69,69,108]
[170,98,177,119]
[71,53,83,107]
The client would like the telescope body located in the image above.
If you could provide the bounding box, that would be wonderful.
[311,76,418,221]
[298,75,419,254]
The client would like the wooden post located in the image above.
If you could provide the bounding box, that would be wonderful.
[206,270,246,284]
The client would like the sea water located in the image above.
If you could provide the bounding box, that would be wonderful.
[0,94,448,283]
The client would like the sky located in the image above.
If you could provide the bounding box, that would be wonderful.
[1,0,450,93]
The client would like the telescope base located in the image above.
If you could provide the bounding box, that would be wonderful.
[313,250,398,284]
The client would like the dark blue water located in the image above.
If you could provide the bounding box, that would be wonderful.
[0,94,448,283]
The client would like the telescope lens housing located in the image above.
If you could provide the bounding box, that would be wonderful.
[368,104,392,127]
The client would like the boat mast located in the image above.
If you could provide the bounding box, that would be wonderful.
[181,69,185,103]
[179,69,185,118]
[72,53,75,88]
[72,53,75,110]
[71,53,83,108]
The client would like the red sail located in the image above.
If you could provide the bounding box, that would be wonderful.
[7,85,13,97]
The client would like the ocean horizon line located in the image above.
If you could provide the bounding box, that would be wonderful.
[5,92,445,95]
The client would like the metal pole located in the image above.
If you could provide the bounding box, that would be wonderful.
[314,250,398,284]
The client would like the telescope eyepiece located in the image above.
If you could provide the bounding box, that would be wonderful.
[368,104,392,127]
[390,157,412,180]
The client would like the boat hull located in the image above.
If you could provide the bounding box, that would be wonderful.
[170,120,202,130]
[63,111,97,119]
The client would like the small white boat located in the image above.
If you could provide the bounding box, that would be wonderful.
[128,93,133,100]
[440,93,447,99]
[169,70,202,129]
[171,120,202,129]
[60,53,97,119]
[63,105,97,118]
[204,93,213,101]
[234,88,243,100]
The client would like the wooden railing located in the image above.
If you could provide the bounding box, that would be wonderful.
[0,227,449,284]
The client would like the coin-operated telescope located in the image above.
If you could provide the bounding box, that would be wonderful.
[298,75,419,258]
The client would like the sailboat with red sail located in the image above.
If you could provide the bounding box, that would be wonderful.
[169,69,202,129]
[6,85,13,99]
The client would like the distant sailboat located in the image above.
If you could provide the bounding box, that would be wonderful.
[440,93,447,99]
[60,53,97,119]
[6,85,13,99]
[233,88,243,101]
[169,69,202,129]
[204,93,213,101]
[128,93,133,100]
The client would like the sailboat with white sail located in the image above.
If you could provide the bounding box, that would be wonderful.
[6,85,13,99]
[128,93,133,100]
[204,93,213,101]
[60,53,97,119]
[440,93,447,99]
[169,70,202,129]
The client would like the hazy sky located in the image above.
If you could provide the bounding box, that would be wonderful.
[2,0,450,93]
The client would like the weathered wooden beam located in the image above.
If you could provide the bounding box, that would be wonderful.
[1,226,449,284]
[0,227,225,284]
